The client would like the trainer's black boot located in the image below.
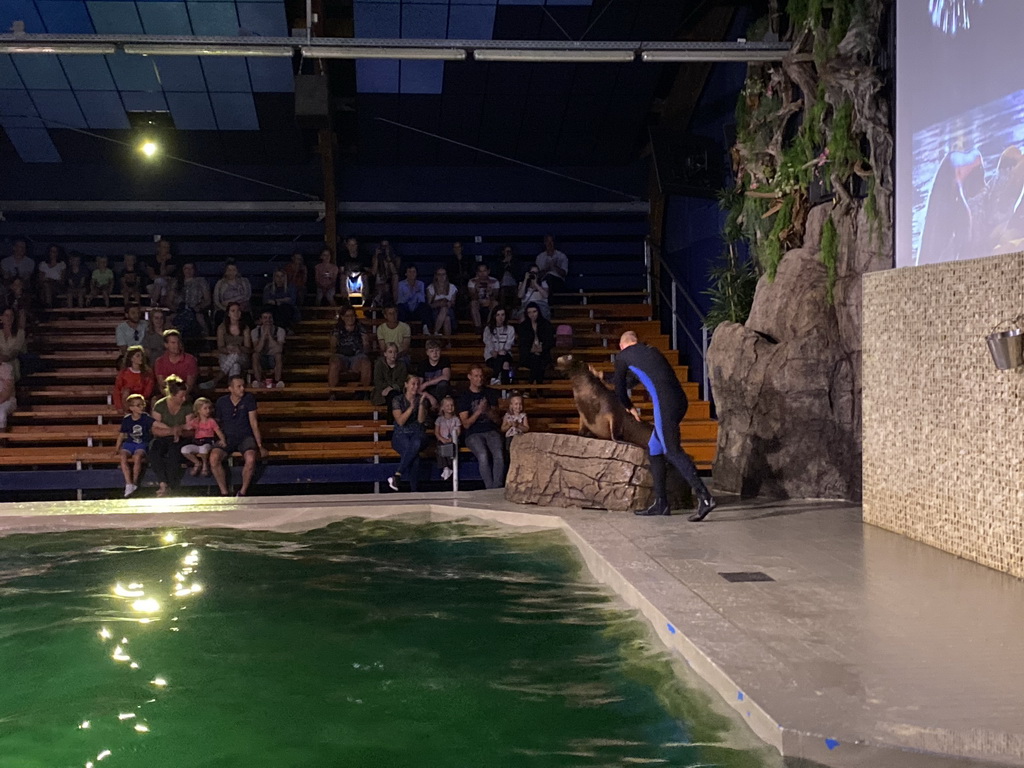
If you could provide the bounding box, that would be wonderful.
[688,492,717,522]
[635,498,671,516]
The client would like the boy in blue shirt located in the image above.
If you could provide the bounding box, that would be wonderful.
[116,393,154,497]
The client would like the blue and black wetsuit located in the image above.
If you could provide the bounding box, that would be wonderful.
[614,342,710,504]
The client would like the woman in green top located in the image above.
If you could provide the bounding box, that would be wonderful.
[150,374,193,496]
[370,342,407,408]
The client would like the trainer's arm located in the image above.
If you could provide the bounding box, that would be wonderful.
[613,353,633,409]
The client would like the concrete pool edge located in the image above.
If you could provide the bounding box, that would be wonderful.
[0,492,1018,768]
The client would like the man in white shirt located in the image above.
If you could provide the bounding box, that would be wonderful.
[467,263,500,331]
[1,239,35,285]
[115,304,149,357]
[251,310,287,387]
[535,234,568,300]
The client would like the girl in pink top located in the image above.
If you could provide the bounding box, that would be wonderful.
[182,397,226,476]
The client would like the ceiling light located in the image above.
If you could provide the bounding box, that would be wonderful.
[640,49,787,63]
[0,43,116,54]
[301,46,465,61]
[140,140,159,158]
[123,44,292,57]
[473,49,635,63]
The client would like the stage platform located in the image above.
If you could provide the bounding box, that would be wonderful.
[0,491,1020,768]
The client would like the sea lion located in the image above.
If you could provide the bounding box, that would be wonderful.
[556,354,651,448]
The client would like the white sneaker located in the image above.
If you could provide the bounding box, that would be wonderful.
[441,468,452,481]
[124,484,137,497]
[275,380,285,388]
[387,476,399,491]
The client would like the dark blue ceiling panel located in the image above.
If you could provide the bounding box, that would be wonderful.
[30,89,87,128]
[105,53,160,90]
[186,2,239,35]
[166,91,216,129]
[236,2,286,36]
[452,0,497,5]
[356,60,399,94]
[401,3,447,37]
[201,57,249,91]
[447,4,495,38]
[0,56,23,90]
[152,55,206,91]
[354,2,400,37]
[59,53,117,90]
[0,113,43,129]
[399,60,442,94]
[546,0,592,5]
[37,1,95,33]
[13,54,70,89]
[210,91,257,129]
[121,89,168,111]
[76,90,130,128]
[497,0,544,5]
[0,0,45,32]
[137,2,193,34]
[87,0,143,32]
[0,89,38,118]
[247,57,293,92]
[4,127,61,162]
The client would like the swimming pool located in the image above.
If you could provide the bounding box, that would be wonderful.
[0,517,778,767]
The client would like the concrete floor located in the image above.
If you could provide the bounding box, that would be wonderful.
[0,490,1021,767]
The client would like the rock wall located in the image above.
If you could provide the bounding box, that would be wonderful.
[709,204,890,500]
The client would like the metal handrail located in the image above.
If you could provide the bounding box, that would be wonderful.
[645,239,710,403]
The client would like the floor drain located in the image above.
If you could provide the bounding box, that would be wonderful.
[719,571,774,583]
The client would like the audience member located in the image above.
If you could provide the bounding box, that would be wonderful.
[181,397,225,477]
[88,255,114,306]
[387,374,435,492]
[113,345,155,413]
[457,363,504,489]
[501,393,529,455]
[497,245,521,309]
[468,263,500,331]
[3,277,31,319]
[119,253,144,307]
[483,307,516,385]
[213,263,252,325]
[370,240,400,308]
[262,269,298,330]
[216,302,251,382]
[517,265,551,321]
[116,393,153,497]
[0,308,26,382]
[154,330,199,395]
[434,394,460,481]
[115,304,148,358]
[65,253,89,308]
[150,374,192,497]
[328,306,372,392]
[251,310,286,388]
[37,245,65,308]
[426,267,457,338]
[518,303,556,383]
[444,241,474,319]
[141,309,171,364]
[172,262,211,336]
[536,234,568,298]
[210,375,265,497]
[376,305,411,359]
[0,359,14,433]
[2,238,35,285]
[371,342,407,408]
[146,238,177,307]
[284,252,308,304]
[343,236,361,265]
[341,260,366,307]
[396,264,432,333]
[314,247,339,306]
[419,339,452,400]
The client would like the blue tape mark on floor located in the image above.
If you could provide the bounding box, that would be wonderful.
[737,691,744,701]
[666,622,676,634]
[825,738,840,750]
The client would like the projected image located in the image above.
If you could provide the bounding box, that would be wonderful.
[930,0,986,35]
[912,88,1024,266]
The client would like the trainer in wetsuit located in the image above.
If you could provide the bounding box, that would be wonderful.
[613,331,717,520]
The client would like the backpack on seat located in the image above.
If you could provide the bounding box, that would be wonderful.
[555,324,574,351]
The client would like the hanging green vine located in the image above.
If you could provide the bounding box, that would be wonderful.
[820,214,839,304]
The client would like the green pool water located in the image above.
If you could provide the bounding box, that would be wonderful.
[0,519,774,767]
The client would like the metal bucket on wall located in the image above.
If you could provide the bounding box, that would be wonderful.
[986,326,1024,370]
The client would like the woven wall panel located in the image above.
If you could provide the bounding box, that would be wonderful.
[863,252,1024,578]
